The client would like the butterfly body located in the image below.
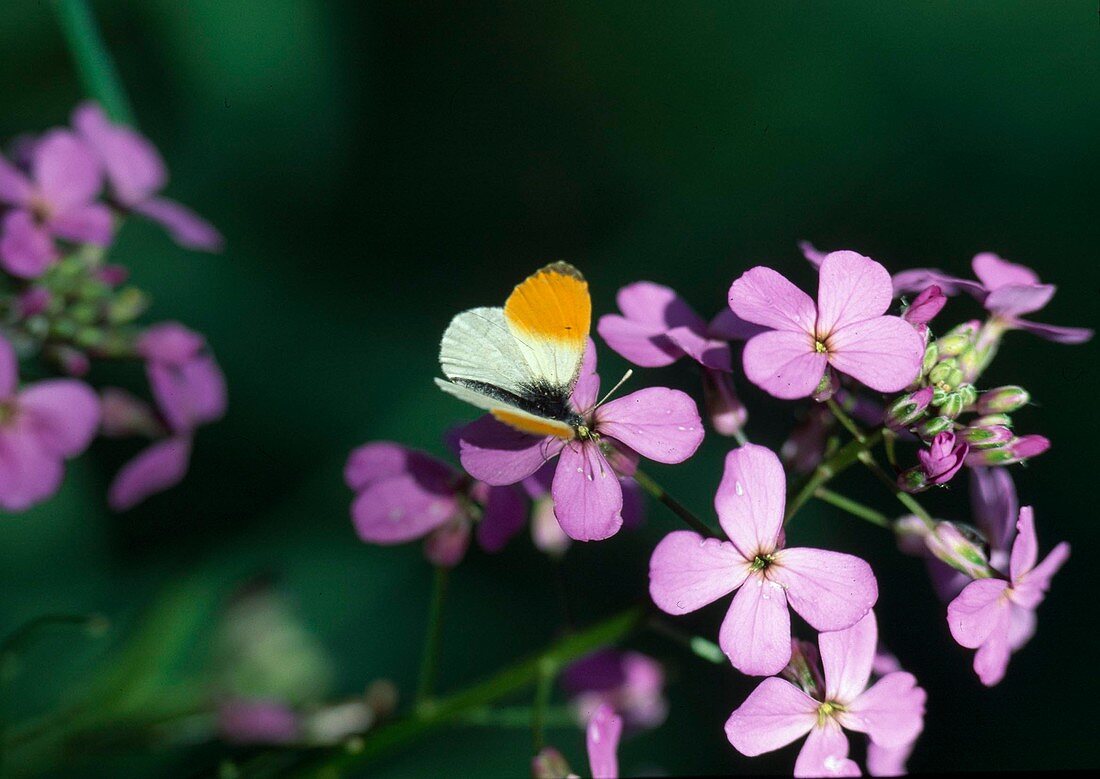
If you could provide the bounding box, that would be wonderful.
[437,262,591,439]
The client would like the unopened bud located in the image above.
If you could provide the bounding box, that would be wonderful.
[921,342,939,377]
[916,415,953,439]
[928,359,958,387]
[935,333,971,358]
[956,383,978,408]
[960,425,1014,449]
[107,287,150,325]
[902,285,947,327]
[532,747,572,779]
[812,369,839,403]
[100,387,164,438]
[972,413,1012,429]
[894,515,933,556]
[938,391,966,419]
[885,387,934,431]
[531,497,570,557]
[702,369,747,437]
[48,345,91,377]
[74,326,105,349]
[898,467,928,493]
[976,385,1030,415]
[423,517,471,567]
[924,522,992,578]
[965,434,1050,467]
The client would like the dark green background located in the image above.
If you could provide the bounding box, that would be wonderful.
[1,1,1097,775]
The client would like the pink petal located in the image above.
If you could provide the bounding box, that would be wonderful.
[147,355,227,434]
[551,442,623,541]
[720,576,792,675]
[72,102,167,205]
[1008,506,1038,581]
[826,315,923,393]
[946,578,1009,649]
[892,267,987,299]
[597,315,682,367]
[971,612,1012,686]
[969,467,1017,553]
[132,197,224,252]
[0,153,32,205]
[971,252,1039,289]
[138,322,206,364]
[728,266,817,333]
[586,703,622,779]
[596,387,703,465]
[458,415,563,486]
[793,720,860,778]
[1012,319,1093,344]
[842,672,926,748]
[0,430,63,512]
[819,611,877,705]
[0,335,17,399]
[664,325,732,370]
[620,477,645,530]
[1007,604,1037,652]
[344,441,410,490]
[648,530,749,614]
[866,740,915,778]
[1013,541,1070,610]
[816,251,893,336]
[107,435,193,511]
[742,329,827,400]
[571,339,601,411]
[475,483,528,552]
[47,202,114,245]
[798,240,828,268]
[615,281,707,331]
[17,379,101,456]
[983,283,1055,317]
[770,548,879,633]
[709,307,768,340]
[713,443,787,558]
[724,677,817,757]
[1,210,57,279]
[31,130,102,212]
[351,473,460,544]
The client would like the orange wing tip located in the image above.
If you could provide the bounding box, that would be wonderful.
[538,261,585,281]
[491,409,576,439]
[504,263,591,344]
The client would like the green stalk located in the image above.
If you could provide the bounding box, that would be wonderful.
[415,567,449,706]
[271,607,644,777]
[51,0,136,125]
[632,468,721,539]
[785,429,882,524]
[813,487,891,528]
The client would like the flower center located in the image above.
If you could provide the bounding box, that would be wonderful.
[751,553,774,572]
[575,424,595,441]
[814,339,828,354]
[816,700,844,726]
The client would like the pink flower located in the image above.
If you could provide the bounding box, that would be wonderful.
[899,431,968,493]
[218,699,300,745]
[894,252,1092,345]
[107,323,226,510]
[726,612,925,778]
[0,334,100,511]
[586,703,622,779]
[345,441,528,566]
[947,506,1069,686]
[561,650,667,731]
[71,102,223,252]
[728,252,924,399]
[598,281,748,436]
[0,130,113,278]
[648,444,877,675]
[459,342,703,542]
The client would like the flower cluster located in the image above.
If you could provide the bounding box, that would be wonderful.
[348,245,1086,777]
[0,103,225,512]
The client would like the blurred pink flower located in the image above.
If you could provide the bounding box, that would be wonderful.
[562,650,667,731]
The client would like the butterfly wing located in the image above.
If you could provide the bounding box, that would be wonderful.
[503,262,590,389]
[433,378,575,438]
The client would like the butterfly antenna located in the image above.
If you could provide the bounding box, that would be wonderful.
[596,369,634,408]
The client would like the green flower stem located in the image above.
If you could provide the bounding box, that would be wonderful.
[785,429,883,524]
[51,0,136,125]
[813,487,892,529]
[632,468,721,539]
[732,428,749,447]
[530,659,556,752]
[415,567,449,706]
[646,616,725,665]
[274,607,644,777]
[456,705,575,729]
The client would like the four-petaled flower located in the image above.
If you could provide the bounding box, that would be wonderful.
[729,251,924,399]
[649,444,878,675]
[459,341,703,542]
[947,505,1069,686]
[726,611,926,778]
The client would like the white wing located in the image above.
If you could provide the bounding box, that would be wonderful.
[439,306,536,394]
[434,378,574,438]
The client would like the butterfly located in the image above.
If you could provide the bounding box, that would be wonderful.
[436,262,592,440]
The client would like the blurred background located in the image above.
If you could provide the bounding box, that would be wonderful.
[0,1,1097,775]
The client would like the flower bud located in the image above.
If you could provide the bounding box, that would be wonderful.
[423,517,471,567]
[885,387,934,431]
[894,514,933,556]
[16,287,52,318]
[955,383,978,408]
[100,387,165,438]
[928,359,958,387]
[701,368,747,437]
[935,333,971,358]
[47,345,91,377]
[897,466,928,493]
[917,431,968,486]
[924,521,992,579]
[532,747,572,779]
[971,413,1011,429]
[781,639,824,697]
[976,385,1030,415]
[94,264,130,287]
[916,415,953,439]
[107,287,151,325]
[964,434,1050,467]
[812,368,839,403]
[531,497,570,557]
[902,285,947,328]
[938,391,966,419]
[960,425,1014,449]
[921,342,939,377]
